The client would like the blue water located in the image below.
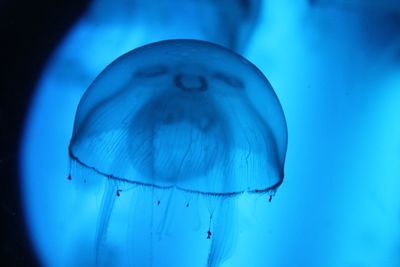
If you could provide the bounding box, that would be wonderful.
[20,0,400,266]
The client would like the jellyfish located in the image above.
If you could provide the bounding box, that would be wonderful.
[68,39,287,267]
[21,1,263,264]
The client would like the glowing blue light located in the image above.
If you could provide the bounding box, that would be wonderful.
[20,1,262,266]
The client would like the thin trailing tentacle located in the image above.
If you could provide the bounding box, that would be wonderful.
[95,179,118,267]
[207,197,237,267]
[156,187,176,238]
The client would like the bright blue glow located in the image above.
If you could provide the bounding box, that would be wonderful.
[21,0,400,267]
[243,2,400,267]
[67,39,287,266]
[20,1,263,266]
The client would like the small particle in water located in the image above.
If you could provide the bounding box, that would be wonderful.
[116,190,122,197]
[207,229,212,239]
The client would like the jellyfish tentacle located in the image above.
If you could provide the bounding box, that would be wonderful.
[207,196,237,267]
[123,186,151,267]
[156,187,176,238]
[95,179,118,266]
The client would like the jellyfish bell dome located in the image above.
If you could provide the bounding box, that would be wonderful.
[69,39,287,196]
